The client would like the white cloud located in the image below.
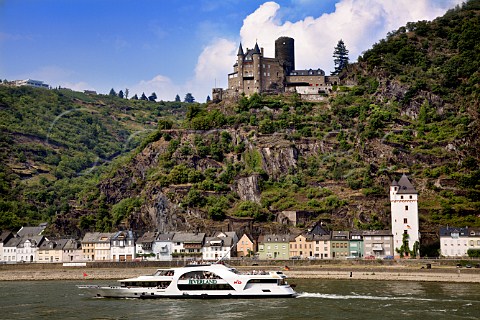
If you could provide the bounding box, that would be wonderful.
[191,0,463,93]
[185,38,237,102]
[238,0,463,73]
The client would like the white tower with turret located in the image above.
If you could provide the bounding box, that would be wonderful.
[390,174,420,258]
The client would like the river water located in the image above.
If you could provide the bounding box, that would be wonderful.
[0,279,479,319]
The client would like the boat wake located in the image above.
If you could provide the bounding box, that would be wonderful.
[297,292,453,302]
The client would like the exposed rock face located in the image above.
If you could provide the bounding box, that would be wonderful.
[235,175,261,203]
[96,129,329,232]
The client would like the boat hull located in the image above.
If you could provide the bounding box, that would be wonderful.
[78,285,297,299]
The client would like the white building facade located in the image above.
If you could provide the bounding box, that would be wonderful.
[110,231,135,262]
[390,174,420,258]
[440,227,480,257]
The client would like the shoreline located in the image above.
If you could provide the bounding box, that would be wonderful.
[1,265,479,283]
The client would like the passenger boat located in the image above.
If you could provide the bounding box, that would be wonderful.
[77,263,297,299]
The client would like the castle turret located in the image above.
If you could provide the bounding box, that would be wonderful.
[390,174,420,258]
[237,43,245,92]
[275,37,295,75]
[252,42,262,93]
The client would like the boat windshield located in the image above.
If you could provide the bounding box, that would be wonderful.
[153,270,175,276]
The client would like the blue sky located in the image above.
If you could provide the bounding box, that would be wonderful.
[0,0,462,102]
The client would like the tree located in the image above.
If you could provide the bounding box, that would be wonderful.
[184,93,195,103]
[109,88,117,96]
[131,94,138,100]
[118,90,124,99]
[125,88,129,99]
[148,92,157,102]
[140,92,148,101]
[206,95,211,103]
[175,94,181,102]
[331,39,349,75]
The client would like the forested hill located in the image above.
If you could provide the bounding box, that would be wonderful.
[1,1,479,255]
[0,87,186,231]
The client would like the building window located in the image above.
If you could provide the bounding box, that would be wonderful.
[401,196,404,199]
[404,218,408,224]
[405,205,409,211]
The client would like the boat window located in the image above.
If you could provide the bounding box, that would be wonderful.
[246,279,277,284]
[154,270,175,276]
[121,281,171,288]
[177,283,235,291]
[179,271,222,280]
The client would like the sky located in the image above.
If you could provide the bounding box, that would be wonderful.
[0,0,464,102]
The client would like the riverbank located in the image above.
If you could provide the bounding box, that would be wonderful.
[1,264,479,283]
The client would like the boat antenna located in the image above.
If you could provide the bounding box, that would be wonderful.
[215,243,235,265]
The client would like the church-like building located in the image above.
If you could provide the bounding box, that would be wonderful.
[212,37,340,101]
[390,174,420,258]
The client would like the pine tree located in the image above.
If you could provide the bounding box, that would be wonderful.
[184,93,195,103]
[331,39,349,75]
[131,94,138,100]
[206,95,211,103]
[118,90,124,99]
[109,88,117,96]
[148,92,157,102]
[175,94,181,102]
[140,92,148,101]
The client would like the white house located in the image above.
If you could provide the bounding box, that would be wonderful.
[2,236,22,262]
[202,237,233,261]
[0,231,14,262]
[136,231,157,260]
[440,227,480,257]
[390,174,419,258]
[14,79,49,89]
[110,231,136,262]
[16,236,45,263]
[153,233,175,261]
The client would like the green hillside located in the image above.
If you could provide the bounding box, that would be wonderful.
[0,86,186,233]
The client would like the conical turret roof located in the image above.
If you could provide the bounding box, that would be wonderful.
[237,43,244,56]
[253,42,261,54]
[396,174,417,194]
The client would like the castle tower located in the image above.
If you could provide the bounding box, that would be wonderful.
[237,43,245,93]
[275,37,295,74]
[390,174,420,258]
[252,42,262,93]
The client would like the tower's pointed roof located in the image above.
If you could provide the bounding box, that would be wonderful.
[396,174,417,194]
[237,43,244,56]
[253,42,261,54]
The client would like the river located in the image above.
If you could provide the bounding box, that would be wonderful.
[0,279,479,319]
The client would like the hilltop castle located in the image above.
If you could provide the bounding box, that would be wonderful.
[213,37,340,101]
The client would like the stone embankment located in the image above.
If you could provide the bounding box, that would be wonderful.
[1,262,479,283]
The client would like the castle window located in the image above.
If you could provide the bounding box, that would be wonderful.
[409,196,413,199]
[405,206,409,211]
[401,196,404,199]
[404,218,408,224]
